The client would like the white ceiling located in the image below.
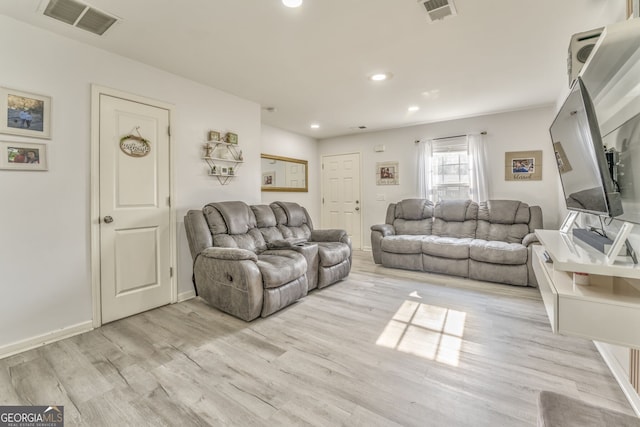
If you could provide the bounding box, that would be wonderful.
[0,0,625,138]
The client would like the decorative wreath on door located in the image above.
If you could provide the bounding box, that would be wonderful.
[119,133,151,158]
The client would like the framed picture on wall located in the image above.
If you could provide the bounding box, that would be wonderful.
[0,87,52,139]
[0,141,48,171]
[504,150,542,181]
[376,161,399,185]
[262,171,275,186]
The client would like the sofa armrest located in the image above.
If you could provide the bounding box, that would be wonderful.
[200,247,258,262]
[371,223,396,237]
[522,232,539,247]
[267,238,307,249]
[194,247,263,321]
[311,229,348,243]
[370,224,395,265]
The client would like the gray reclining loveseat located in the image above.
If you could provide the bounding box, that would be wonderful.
[371,199,542,286]
[185,201,352,321]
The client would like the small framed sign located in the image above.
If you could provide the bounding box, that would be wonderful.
[505,150,542,181]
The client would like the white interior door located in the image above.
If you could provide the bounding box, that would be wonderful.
[322,153,362,249]
[99,94,172,324]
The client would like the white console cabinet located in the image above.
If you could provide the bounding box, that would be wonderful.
[534,229,640,348]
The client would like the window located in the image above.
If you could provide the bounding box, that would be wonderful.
[431,137,469,201]
[417,134,488,202]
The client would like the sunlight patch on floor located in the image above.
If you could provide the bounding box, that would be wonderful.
[376,300,466,366]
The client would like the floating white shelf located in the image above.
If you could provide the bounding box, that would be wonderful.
[534,230,640,348]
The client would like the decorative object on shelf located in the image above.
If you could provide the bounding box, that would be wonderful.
[119,127,151,158]
[211,165,218,175]
[208,130,221,142]
[238,150,243,161]
[225,132,238,144]
[221,166,229,175]
[573,272,590,286]
[505,150,542,181]
[204,142,213,158]
[0,87,52,139]
[553,142,572,174]
[0,141,48,171]
[376,161,399,185]
[228,167,234,176]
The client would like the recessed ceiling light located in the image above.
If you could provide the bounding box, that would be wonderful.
[370,73,392,82]
[408,106,420,112]
[282,0,302,7]
[310,123,320,129]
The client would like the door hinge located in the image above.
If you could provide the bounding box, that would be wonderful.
[167,196,171,207]
[168,126,171,136]
[170,267,174,277]
[322,163,324,170]
[322,197,325,204]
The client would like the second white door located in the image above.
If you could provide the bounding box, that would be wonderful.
[321,153,362,250]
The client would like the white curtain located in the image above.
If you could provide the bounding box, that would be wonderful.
[468,133,489,202]
[417,139,433,200]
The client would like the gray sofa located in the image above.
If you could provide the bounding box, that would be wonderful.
[371,199,543,286]
[184,201,352,321]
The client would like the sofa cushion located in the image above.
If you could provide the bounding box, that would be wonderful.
[432,200,478,239]
[381,235,425,254]
[475,200,532,243]
[317,242,351,267]
[394,218,433,235]
[213,229,267,253]
[395,199,434,220]
[478,200,530,224]
[257,250,307,289]
[475,222,530,244]
[432,219,477,239]
[273,201,308,227]
[469,239,527,265]
[422,236,472,259]
[434,199,478,222]
[251,204,277,227]
[210,201,257,235]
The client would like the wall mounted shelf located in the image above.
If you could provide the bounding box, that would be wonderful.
[202,141,242,185]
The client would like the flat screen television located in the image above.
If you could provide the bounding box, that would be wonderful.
[549,77,623,217]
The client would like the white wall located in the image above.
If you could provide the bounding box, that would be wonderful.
[318,106,560,249]
[0,15,261,350]
[260,125,320,224]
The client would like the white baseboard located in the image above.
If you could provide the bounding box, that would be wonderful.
[0,321,93,360]
[595,341,640,416]
[178,289,196,302]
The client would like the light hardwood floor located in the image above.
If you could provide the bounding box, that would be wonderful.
[0,251,634,426]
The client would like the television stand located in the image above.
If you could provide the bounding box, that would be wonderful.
[533,229,640,347]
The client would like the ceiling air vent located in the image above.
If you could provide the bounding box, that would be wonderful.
[43,0,118,35]
[418,0,458,22]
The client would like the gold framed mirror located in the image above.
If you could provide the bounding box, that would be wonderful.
[261,154,308,192]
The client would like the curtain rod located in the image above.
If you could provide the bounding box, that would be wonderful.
[414,131,487,143]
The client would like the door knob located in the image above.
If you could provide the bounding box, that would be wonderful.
[103,216,114,223]
[355,207,360,211]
